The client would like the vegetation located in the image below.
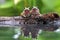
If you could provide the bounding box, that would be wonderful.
[0,0,60,16]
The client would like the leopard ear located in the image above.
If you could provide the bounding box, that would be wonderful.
[25,7,26,9]
[33,6,38,8]
[25,7,30,9]
[52,12,59,18]
[28,7,30,9]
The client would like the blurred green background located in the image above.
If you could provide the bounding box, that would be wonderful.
[0,0,60,40]
[0,0,60,16]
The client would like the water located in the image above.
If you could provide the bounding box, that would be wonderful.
[0,19,60,40]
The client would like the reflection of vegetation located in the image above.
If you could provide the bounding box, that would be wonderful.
[0,27,60,40]
[0,27,15,40]
[38,31,60,40]
[18,31,60,40]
